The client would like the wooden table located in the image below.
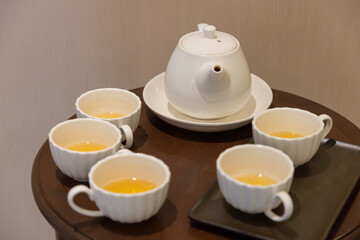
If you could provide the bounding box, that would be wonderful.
[32,88,360,240]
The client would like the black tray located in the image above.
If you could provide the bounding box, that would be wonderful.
[189,139,360,240]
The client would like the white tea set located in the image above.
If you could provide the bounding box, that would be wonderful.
[143,23,273,132]
[48,23,333,224]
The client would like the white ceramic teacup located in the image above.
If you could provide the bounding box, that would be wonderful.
[49,118,132,181]
[217,144,294,222]
[76,88,141,146]
[67,149,171,223]
[252,107,333,167]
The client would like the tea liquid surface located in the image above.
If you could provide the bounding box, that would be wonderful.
[66,141,108,152]
[93,112,125,119]
[103,177,157,194]
[235,173,277,186]
[270,131,304,138]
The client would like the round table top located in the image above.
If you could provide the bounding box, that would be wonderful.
[32,88,360,240]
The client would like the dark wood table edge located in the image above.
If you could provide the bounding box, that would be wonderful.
[31,88,360,240]
[32,140,91,240]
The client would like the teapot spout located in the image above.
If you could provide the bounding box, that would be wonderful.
[196,64,230,102]
[210,65,225,82]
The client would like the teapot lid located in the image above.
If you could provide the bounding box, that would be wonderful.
[180,24,238,55]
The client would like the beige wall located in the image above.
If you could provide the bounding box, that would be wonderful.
[0,0,359,239]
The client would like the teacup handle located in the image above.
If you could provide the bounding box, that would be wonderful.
[264,191,293,222]
[67,185,104,217]
[319,114,333,139]
[119,124,133,148]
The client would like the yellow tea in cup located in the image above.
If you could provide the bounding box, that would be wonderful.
[93,111,126,119]
[217,144,294,222]
[67,149,170,223]
[66,141,108,152]
[235,173,277,186]
[269,131,304,139]
[103,177,157,194]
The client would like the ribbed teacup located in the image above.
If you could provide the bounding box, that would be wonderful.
[252,107,332,167]
[76,88,141,147]
[49,118,132,181]
[217,144,294,222]
[67,149,171,223]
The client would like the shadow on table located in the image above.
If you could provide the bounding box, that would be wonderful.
[131,125,148,150]
[67,199,177,237]
[146,108,252,143]
[99,198,177,236]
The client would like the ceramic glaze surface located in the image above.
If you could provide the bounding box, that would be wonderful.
[49,119,123,181]
[67,150,171,223]
[252,108,333,167]
[143,73,272,132]
[217,144,294,222]
[164,24,252,119]
[76,88,142,133]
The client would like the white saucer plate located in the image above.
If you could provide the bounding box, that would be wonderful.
[143,72,273,132]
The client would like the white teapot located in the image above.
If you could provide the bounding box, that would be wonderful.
[164,23,252,119]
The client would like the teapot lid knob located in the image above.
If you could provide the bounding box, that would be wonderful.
[203,25,216,39]
[181,23,238,55]
[197,23,208,31]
